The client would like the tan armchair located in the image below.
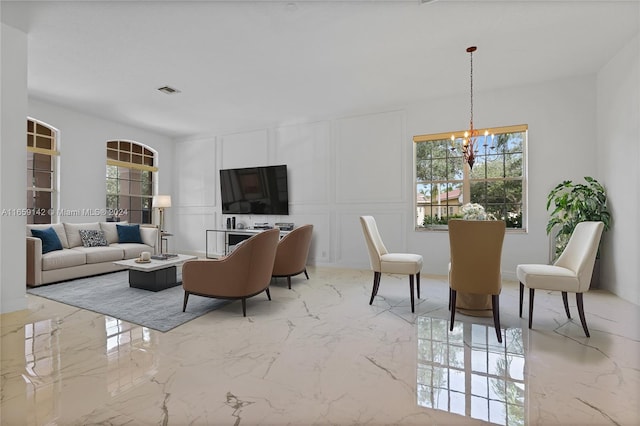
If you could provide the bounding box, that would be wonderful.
[448,219,506,343]
[182,228,280,317]
[272,224,314,289]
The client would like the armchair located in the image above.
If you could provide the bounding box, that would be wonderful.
[182,228,280,317]
[272,224,314,289]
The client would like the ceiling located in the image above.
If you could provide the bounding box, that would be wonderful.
[2,1,639,138]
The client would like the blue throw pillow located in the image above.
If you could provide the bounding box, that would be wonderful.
[116,224,143,244]
[31,227,63,254]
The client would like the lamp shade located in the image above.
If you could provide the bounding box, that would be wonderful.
[152,195,172,208]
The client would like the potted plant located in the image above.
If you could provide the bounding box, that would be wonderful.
[546,176,611,286]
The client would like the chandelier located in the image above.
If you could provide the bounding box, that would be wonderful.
[450,46,491,170]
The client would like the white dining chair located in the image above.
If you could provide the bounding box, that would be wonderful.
[360,216,423,312]
[517,221,604,337]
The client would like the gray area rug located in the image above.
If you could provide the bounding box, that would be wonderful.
[27,271,228,332]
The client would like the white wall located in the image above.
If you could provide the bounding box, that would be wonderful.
[597,33,640,305]
[173,75,601,284]
[28,98,175,225]
[0,23,28,313]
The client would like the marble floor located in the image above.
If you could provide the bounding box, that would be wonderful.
[1,266,639,425]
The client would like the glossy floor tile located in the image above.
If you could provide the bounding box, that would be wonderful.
[1,267,639,425]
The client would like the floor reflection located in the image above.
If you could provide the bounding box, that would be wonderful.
[417,317,525,426]
[104,317,159,396]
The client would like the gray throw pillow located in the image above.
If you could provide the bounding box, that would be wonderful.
[79,229,108,247]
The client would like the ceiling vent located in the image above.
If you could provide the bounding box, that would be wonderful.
[157,86,181,95]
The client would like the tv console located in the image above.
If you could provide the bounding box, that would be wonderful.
[205,228,291,258]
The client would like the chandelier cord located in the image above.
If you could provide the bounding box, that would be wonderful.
[469,49,474,132]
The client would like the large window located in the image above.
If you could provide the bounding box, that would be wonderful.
[27,119,59,224]
[414,124,527,230]
[106,140,156,224]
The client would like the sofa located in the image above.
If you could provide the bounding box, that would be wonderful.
[26,222,158,287]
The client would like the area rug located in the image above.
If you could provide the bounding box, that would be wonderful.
[27,271,228,332]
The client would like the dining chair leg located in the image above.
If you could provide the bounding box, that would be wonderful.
[562,291,571,319]
[304,268,309,280]
[492,294,502,343]
[369,272,380,305]
[576,293,590,338]
[416,272,421,299]
[528,288,535,329]
[409,275,415,313]
[287,276,292,289]
[519,282,524,318]
[449,289,457,331]
[242,298,247,317]
[182,291,190,312]
[265,288,271,300]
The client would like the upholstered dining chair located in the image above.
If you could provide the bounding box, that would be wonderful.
[272,224,314,289]
[359,216,423,313]
[448,219,506,343]
[182,228,279,317]
[517,221,604,337]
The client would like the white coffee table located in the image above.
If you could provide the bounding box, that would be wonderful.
[114,254,197,291]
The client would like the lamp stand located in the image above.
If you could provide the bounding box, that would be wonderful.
[158,207,165,254]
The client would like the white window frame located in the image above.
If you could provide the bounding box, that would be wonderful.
[414,124,528,231]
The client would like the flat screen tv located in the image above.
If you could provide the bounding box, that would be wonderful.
[220,165,289,215]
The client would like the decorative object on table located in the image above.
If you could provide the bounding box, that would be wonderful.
[253,222,272,229]
[448,46,495,170]
[152,194,172,253]
[151,253,178,260]
[359,216,423,313]
[546,176,611,261]
[275,222,294,231]
[448,219,506,342]
[272,224,314,289]
[517,221,604,337]
[140,251,151,261]
[460,202,496,221]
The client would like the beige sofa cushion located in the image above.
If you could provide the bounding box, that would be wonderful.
[99,221,128,244]
[64,222,101,248]
[71,246,125,263]
[140,226,157,248]
[27,223,70,249]
[42,249,86,271]
[110,243,152,259]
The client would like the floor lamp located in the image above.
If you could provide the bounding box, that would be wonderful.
[152,195,171,254]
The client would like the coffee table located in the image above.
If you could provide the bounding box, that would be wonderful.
[114,254,197,291]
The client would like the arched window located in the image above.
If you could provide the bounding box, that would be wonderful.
[27,118,59,224]
[106,140,157,223]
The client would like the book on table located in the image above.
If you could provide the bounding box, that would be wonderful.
[151,253,179,260]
